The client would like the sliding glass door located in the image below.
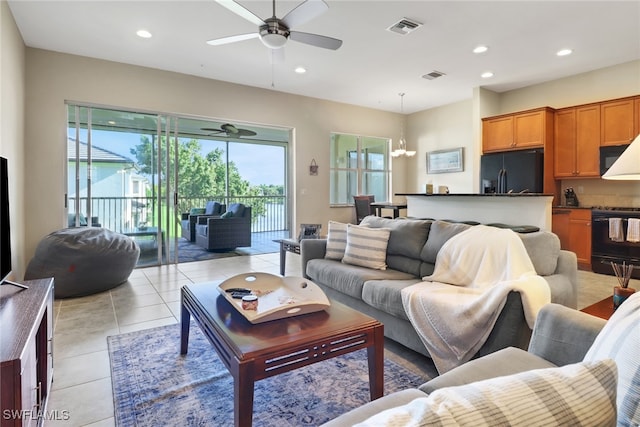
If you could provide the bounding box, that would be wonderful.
[67,105,178,266]
[67,104,291,267]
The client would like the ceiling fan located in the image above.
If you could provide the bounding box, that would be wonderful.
[207,0,343,50]
[202,123,257,137]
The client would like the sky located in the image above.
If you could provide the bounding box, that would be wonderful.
[69,129,285,186]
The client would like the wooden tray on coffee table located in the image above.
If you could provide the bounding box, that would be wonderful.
[217,272,330,324]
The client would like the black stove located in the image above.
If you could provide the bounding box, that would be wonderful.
[591,207,640,279]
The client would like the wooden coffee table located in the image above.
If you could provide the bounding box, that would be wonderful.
[180,281,385,427]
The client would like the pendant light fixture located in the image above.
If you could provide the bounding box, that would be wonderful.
[391,93,416,157]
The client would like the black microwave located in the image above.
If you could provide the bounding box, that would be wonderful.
[600,144,630,176]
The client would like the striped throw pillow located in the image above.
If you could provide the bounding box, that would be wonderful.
[584,291,640,426]
[324,221,348,260]
[356,359,617,427]
[342,224,391,270]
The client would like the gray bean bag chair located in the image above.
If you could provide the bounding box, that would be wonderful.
[25,227,140,298]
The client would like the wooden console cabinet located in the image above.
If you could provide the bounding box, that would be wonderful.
[1,278,54,427]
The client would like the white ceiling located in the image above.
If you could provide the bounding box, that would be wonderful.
[8,0,640,114]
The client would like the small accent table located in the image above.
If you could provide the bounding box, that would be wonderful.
[580,297,615,320]
[274,238,301,276]
[180,281,384,427]
[370,202,408,219]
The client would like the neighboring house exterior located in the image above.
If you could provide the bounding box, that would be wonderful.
[67,138,149,230]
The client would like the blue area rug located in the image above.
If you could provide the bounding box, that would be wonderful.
[108,323,426,426]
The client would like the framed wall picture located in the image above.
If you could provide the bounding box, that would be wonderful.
[426,147,464,174]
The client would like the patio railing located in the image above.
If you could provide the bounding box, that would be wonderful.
[68,195,288,234]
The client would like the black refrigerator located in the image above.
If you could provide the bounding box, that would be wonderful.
[480,149,544,194]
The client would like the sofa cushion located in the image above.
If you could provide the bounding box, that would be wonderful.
[584,291,640,426]
[360,216,432,259]
[342,224,391,270]
[420,221,471,264]
[324,221,348,260]
[220,210,234,218]
[518,231,560,276]
[362,279,422,320]
[356,359,618,427]
[307,259,415,299]
[226,203,245,217]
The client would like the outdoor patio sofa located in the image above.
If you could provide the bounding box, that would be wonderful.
[195,203,252,251]
[181,201,225,242]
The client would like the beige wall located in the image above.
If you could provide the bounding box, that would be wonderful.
[406,99,474,194]
[24,49,404,267]
[1,1,26,278]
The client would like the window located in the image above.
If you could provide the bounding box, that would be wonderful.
[330,133,391,205]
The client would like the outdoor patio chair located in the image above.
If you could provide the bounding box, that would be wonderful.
[195,204,252,251]
[181,201,225,242]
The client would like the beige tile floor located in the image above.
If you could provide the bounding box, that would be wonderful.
[43,252,638,427]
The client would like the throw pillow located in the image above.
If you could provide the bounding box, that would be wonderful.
[584,291,640,426]
[189,208,206,215]
[355,359,618,427]
[342,224,391,270]
[220,211,234,219]
[324,221,348,260]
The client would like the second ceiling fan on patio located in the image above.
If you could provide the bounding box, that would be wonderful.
[202,123,257,137]
[206,0,343,51]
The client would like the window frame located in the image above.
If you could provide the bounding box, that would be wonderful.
[329,132,392,207]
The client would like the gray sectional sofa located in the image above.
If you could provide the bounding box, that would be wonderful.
[301,216,578,359]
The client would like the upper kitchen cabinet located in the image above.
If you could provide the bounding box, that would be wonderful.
[482,108,554,153]
[600,97,637,146]
[554,104,600,178]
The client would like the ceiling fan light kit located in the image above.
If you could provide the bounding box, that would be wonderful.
[209,0,342,51]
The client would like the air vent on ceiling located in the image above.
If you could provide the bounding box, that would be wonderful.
[387,18,423,35]
[422,70,446,80]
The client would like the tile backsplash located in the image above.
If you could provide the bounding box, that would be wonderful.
[561,179,640,208]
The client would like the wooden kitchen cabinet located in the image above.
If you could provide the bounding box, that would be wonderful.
[601,97,636,146]
[554,105,600,178]
[552,208,591,270]
[635,97,640,138]
[482,108,553,153]
[1,278,54,427]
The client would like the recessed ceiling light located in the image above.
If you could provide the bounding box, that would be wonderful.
[481,71,494,79]
[473,45,488,54]
[107,120,116,125]
[294,66,307,74]
[136,29,152,39]
[557,48,573,57]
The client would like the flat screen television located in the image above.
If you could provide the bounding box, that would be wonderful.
[1,156,26,289]
[1,156,11,281]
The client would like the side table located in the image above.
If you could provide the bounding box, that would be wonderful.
[580,297,614,320]
[275,239,301,276]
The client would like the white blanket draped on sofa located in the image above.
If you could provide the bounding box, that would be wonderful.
[401,225,550,374]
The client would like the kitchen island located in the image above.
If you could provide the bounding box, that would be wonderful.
[397,193,555,231]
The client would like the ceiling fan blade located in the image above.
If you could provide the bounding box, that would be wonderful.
[236,129,257,137]
[206,33,259,46]
[214,0,265,26]
[281,0,329,28]
[201,127,224,132]
[289,31,342,50]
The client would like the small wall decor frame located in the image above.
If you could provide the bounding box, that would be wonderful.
[309,159,319,175]
[426,147,464,174]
